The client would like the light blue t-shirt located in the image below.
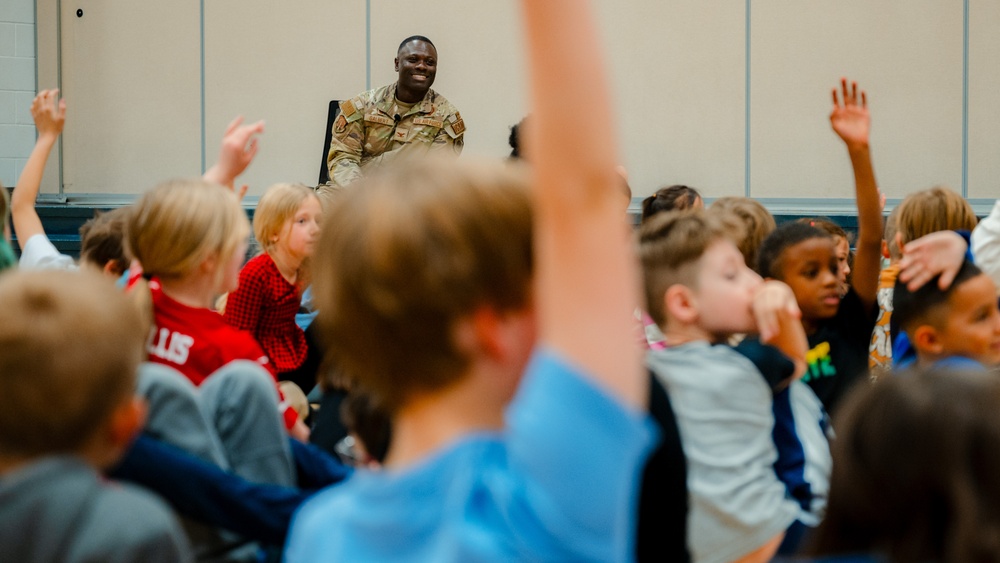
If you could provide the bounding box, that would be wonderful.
[284,348,656,562]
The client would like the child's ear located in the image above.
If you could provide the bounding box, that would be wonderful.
[200,253,219,275]
[912,325,944,355]
[102,259,120,277]
[665,284,698,325]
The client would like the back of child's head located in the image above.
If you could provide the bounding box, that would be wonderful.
[340,391,391,465]
[640,184,702,223]
[253,183,317,252]
[892,260,983,335]
[79,207,132,275]
[312,157,533,414]
[708,196,776,274]
[896,186,978,245]
[127,179,249,282]
[0,269,146,459]
[638,209,727,328]
[757,222,832,280]
[811,367,1000,560]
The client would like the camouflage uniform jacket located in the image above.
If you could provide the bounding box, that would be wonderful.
[326,83,465,187]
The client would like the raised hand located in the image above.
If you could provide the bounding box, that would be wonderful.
[30,89,66,140]
[830,78,869,151]
[203,115,265,193]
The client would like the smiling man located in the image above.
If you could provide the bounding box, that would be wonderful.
[325,36,465,189]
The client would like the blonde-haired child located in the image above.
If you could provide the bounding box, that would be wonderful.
[224,183,322,393]
[127,178,305,487]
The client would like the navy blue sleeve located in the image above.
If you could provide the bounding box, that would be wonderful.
[732,340,796,392]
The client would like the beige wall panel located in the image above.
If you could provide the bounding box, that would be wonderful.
[60,0,202,194]
[36,0,60,194]
[595,0,746,198]
[204,1,367,195]
[750,1,963,200]
[369,0,526,163]
[968,1,1000,200]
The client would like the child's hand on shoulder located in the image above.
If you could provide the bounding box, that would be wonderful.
[898,230,969,291]
[753,280,808,379]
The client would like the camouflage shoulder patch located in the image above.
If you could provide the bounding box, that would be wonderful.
[340,99,363,123]
[334,113,347,133]
[450,115,466,136]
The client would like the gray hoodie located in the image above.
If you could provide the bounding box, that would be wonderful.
[0,456,191,563]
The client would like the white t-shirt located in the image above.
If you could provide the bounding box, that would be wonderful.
[18,234,77,271]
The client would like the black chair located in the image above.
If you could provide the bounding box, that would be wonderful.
[318,100,341,185]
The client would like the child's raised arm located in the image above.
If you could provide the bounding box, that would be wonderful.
[830,78,881,312]
[521,1,644,408]
[11,90,65,246]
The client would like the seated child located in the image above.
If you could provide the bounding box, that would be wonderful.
[640,209,809,562]
[892,259,1000,370]
[756,79,882,415]
[224,183,323,394]
[0,269,191,562]
[285,1,656,559]
[10,89,130,275]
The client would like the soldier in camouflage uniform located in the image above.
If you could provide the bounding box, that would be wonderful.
[323,36,465,190]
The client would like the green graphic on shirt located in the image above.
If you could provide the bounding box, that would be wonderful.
[802,341,836,383]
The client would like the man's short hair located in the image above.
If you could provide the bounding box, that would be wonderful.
[313,156,533,414]
[0,270,146,457]
[893,260,983,334]
[79,207,132,274]
[398,35,435,54]
[638,210,727,328]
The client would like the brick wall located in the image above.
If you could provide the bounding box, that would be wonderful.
[0,0,35,189]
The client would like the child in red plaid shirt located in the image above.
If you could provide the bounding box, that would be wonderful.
[225,183,323,393]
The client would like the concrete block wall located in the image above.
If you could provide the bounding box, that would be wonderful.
[0,0,35,190]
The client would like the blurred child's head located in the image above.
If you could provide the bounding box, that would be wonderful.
[812,368,1000,560]
[79,207,132,277]
[253,183,321,262]
[0,270,147,469]
[883,206,902,263]
[313,157,534,414]
[893,261,1000,366]
[708,197,777,274]
[339,392,391,467]
[127,179,249,293]
[798,218,851,296]
[640,185,703,224]
[758,222,840,325]
[896,186,978,246]
[639,210,762,342]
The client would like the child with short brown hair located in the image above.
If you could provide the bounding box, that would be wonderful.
[285,0,656,559]
[0,269,190,561]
